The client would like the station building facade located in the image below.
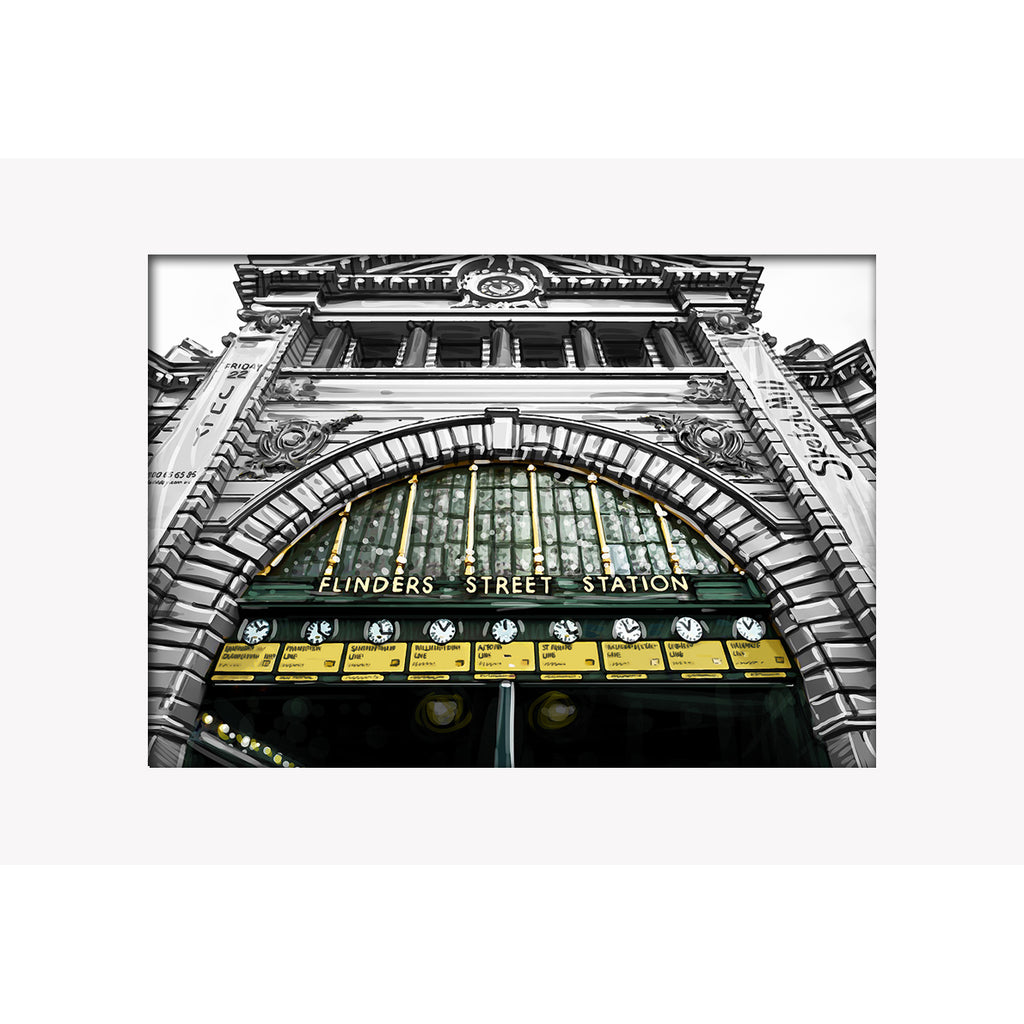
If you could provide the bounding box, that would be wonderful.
[148,255,876,768]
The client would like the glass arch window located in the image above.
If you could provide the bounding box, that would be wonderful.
[261,464,734,580]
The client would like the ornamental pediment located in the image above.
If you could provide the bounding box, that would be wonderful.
[237,254,763,308]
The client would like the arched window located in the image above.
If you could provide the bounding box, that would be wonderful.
[260,463,733,582]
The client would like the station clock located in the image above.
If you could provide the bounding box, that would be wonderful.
[673,616,704,643]
[428,618,458,645]
[612,617,644,644]
[551,618,582,645]
[300,620,334,646]
[241,619,271,646]
[734,616,766,642]
[490,618,520,644]
[367,619,395,645]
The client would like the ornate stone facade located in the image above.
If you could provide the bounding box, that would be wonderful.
[148,254,876,769]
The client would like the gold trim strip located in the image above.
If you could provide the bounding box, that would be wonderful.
[256,535,301,576]
[587,473,614,576]
[321,502,352,577]
[256,509,336,577]
[394,474,418,577]
[527,464,545,575]
[654,502,687,585]
[464,464,478,576]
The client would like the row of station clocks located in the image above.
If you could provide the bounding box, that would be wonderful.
[239,615,769,648]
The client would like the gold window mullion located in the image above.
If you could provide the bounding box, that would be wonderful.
[320,502,352,577]
[587,473,614,576]
[653,502,687,586]
[527,464,545,575]
[464,464,478,575]
[394,474,418,577]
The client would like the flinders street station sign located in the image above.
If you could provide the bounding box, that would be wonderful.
[316,572,693,597]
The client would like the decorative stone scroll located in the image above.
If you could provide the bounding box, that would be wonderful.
[640,413,765,477]
[703,311,760,334]
[682,376,727,403]
[238,415,362,479]
[237,308,302,333]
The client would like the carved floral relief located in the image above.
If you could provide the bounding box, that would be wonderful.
[238,415,362,479]
[639,413,765,477]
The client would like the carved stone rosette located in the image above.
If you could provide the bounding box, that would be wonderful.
[640,413,765,477]
[682,376,727,403]
[238,415,362,479]
[454,256,546,309]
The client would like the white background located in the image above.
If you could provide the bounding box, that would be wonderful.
[5,157,1013,869]
[3,157,1020,1018]
[2,3,1021,1020]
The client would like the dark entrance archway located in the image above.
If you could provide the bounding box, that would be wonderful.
[184,459,828,768]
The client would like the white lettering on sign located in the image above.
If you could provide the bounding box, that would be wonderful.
[725,335,875,581]
[149,332,283,554]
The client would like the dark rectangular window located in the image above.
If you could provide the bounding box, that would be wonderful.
[519,339,567,368]
[602,339,651,367]
[352,340,400,368]
[436,340,482,367]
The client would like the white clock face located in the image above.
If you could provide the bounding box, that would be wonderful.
[551,618,582,645]
[242,619,271,646]
[428,618,457,645]
[612,617,643,644]
[301,620,333,646]
[674,616,704,643]
[367,619,395,646]
[491,618,519,644]
[735,617,766,642]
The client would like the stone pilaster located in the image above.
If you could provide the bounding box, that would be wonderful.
[688,315,876,763]
[147,316,311,765]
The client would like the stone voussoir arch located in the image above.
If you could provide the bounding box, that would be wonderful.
[151,409,873,766]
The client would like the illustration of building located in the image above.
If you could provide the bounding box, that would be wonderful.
[148,255,876,768]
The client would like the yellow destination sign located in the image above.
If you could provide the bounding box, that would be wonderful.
[214,643,280,674]
[342,673,384,681]
[537,641,600,673]
[275,674,318,682]
[474,642,536,673]
[664,640,728,671]
[606,672,648,680]
[726,639,792,670]
[601,641,665,672]
[279,643,345,673]
[744,671,787,679]
[343,643,408,674]
[409,643,471,673]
